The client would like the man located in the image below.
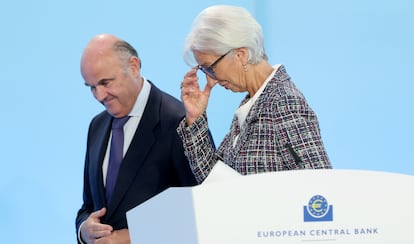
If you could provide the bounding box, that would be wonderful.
[76,34,198,243]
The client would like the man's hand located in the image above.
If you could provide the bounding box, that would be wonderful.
[80,208,113,243]
[95,229,130,244]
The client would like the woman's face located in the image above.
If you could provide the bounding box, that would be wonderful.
[194,50,247,93]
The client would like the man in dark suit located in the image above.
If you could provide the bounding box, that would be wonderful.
[76,34,198,243]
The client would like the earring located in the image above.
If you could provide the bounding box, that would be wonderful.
[243,64,248,72]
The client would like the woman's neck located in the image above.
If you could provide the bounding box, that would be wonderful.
[246,60,274,97]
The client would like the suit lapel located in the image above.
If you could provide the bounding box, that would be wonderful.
[230,94,259,158]
[230,78,277,161]
[106,85,160,219]
[89,114,112,210]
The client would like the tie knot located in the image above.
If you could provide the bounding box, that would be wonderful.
[112,116,130,129]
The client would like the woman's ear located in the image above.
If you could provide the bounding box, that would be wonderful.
[234,47,249,63]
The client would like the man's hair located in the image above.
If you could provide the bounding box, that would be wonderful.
[113,40,141,68]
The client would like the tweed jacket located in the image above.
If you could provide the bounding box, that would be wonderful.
[177,65,331,183]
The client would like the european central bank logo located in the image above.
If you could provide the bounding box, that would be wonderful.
[304,195,333,222]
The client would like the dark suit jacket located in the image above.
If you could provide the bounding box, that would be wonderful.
[76,82,197,238]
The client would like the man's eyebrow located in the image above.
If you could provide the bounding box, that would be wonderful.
[84,78,115,87]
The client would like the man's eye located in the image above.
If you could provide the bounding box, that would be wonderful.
[102,80,111,87]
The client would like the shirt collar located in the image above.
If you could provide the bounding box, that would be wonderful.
[128,77,151,118]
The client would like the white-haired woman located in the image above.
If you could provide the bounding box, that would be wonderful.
[177,5,331,183]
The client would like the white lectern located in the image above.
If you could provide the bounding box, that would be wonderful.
[127,165,414,244]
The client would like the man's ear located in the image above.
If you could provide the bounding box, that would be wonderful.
[129,56,141,76]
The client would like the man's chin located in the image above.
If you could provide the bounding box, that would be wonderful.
[104,107,118,117]
[106,109,128,118]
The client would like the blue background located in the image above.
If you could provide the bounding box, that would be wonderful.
[0,0,412,243]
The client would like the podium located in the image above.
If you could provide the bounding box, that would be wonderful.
[127,164,414,243]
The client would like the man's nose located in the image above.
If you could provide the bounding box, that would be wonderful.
[93,86,106,102]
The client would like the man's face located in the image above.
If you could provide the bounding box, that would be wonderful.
[82,52,140,118]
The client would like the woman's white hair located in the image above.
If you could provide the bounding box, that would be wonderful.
[184,5,266,66]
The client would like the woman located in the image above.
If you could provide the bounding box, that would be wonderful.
[177,5,331,183]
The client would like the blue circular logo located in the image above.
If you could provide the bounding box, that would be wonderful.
[307,195,329,218]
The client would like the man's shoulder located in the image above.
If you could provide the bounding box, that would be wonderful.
[149,81,184,111]
[89,110,110,126]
